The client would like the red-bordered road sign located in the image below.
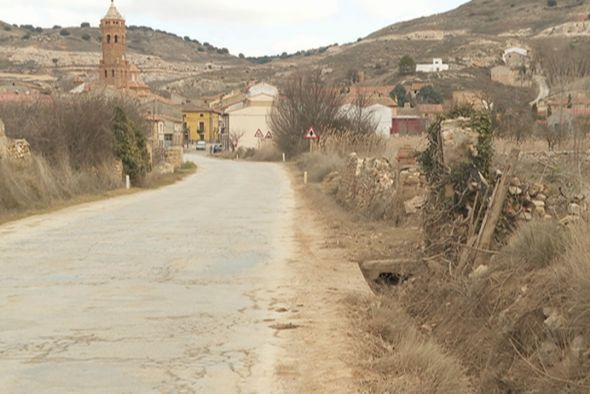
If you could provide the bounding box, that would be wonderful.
[254,129,264,139]
[265,131,273,139]
[304,128,320,140]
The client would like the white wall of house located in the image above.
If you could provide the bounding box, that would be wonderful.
[416,58,449,73]
[340,103,393,137]
[226,93,275,149]
[367,104,393,137]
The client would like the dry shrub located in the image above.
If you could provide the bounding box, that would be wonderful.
[248,144,282,162]
[0,94,148,169]
[559,222,590,332]
[296,152,345,182]
[321,133,426,159]
[364,296,472,394]
[499,220,568,269]
[0,155,120,212]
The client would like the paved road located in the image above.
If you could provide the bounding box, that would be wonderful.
[0,153,296,393]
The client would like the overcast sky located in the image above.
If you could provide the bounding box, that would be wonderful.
[0,0,468,56]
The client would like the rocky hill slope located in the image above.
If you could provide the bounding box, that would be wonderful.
[1,0,589,100]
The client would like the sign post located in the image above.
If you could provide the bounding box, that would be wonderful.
[303,127,320,153]
[253,129,263,149]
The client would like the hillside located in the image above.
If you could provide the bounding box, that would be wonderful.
[2,0,590,101]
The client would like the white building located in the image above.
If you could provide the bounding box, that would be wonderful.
[340,103,393,137]
[502,47,529,68]
[224,83,278,149]
[416,58,449,73]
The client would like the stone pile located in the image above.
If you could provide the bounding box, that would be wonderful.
[505,177,552,222]
[336,153,397,218]
[441,117,480,169]
[7,140,31,160]
[561,194,587,226]
[165,147,184,169]
[0,118,31,161]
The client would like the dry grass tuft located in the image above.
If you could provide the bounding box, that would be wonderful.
[499,220,568,269]
[248,144,283,162]
[363,296,472,394]
[296,152,345,183]
[0,155,121,213]
[321,134,426,160]
[558,222,590,333]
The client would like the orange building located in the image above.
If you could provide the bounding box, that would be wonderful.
[99,1,149,94]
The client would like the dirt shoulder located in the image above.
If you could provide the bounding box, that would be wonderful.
[271,166,374,393]
[280,164,477,393]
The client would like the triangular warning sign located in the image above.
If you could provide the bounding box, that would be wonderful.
[254,129,264,139]
[304,127,319,140]
[265,131,273,139]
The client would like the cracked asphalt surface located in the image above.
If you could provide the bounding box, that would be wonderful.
[0,153,296,393]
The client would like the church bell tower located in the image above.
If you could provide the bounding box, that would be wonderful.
[99,1,129,88]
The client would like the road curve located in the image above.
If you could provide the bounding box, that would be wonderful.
[0,153,296,393]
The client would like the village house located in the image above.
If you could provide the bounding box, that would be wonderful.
[146,113,184,148]
[416,58,449,73]
[182,106,222,143]
[502,47,529,68]
[340,98,396,138]
[392,106,426,135]
[223,83,278,149]
[340,86,397,137]
[98,1,150,96]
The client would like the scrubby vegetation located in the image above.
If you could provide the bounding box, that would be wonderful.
[270,71,378,157]
[0,95,151,215]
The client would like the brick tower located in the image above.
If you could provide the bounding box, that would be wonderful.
[99,1,129,88]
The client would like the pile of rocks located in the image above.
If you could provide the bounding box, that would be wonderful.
[6,139,31,160]
[441,117,480,169]
[335,153,397,219]
[0,118,31,161]
[165,147,184,169]
[561,194,587,226]
[505,177,552,222]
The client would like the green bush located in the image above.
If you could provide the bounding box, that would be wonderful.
[59,29,70,36]
[399,55,416,75]
[112,107,151,184]
[81,33,91,41]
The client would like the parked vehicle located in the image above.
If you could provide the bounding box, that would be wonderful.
[213,144,224,154]
[196,140,207,151]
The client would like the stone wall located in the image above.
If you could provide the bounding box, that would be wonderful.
[336,153,397,219]
[326,152,426,220]
[165,146,184,169]
[0,118,32,161]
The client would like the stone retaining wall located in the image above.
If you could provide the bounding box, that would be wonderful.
[0,118,31,161]
[165,147,184,169]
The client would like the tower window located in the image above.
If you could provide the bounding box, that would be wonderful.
[107,34,111,44]
[112,69,115,77]
[104,70,108,78]
[115,35,118,43]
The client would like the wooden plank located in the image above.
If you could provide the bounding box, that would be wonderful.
[472,148,520,268]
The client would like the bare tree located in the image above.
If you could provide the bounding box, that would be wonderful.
[346,94,379,136]
[270,70,361,156]
[229,130,245,152]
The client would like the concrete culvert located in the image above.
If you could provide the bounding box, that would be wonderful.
[374,272,412,286]
[358,259,416,294]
